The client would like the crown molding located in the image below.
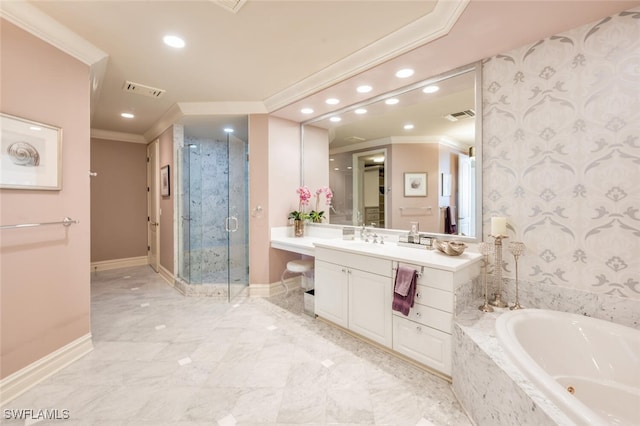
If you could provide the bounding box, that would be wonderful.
[263,0,470,112]
[91,129,146,144]
[177,101,268,116]
[144,104,184,143]
[328,134,469,155]
[0,0,108,66]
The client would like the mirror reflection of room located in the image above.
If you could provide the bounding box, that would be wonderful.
[304,65,478,239]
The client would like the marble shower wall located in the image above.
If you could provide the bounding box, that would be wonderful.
[482,8,640,302]
[184,138,229,283]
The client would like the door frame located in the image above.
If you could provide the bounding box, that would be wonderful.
[147,140,160,272]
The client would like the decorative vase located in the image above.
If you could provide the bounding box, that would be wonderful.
[294,219,304,237]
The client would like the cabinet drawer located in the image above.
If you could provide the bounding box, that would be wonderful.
[392,303,452,333]
[393,316,451,376]
[395,262,453,292]
[316,247,392,277]
[414,284,453,313]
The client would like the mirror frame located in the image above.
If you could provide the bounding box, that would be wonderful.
[301,61,483,243]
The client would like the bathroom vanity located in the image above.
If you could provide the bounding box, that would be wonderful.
[271,228,481,378]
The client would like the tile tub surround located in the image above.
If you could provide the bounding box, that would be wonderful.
[1,265,473,425]
[452,308,574,426]
[455,274,640,329]
[482,7,640,304]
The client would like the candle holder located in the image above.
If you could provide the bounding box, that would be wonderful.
[508,241,526,310]
[478,241,494,312]
[489,234,509,308]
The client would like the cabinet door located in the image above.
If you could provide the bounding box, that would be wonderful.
[393,316,451,376]
[349,269,393,347]
[314,260,349,328]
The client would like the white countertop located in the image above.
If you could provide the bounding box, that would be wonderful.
[270,227,481,272]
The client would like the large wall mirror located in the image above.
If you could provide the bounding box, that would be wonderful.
[302,62,482,242]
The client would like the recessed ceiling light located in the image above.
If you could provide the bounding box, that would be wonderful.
[29,126,42,131]
[423,85,440,94]
[357,85,372,93]
[347,166,352,170]
[373,156,385,163]
[163,35,185,48]
[330,117,342,122]
[396,68,414,78]
[329,158,335,161]
[354,108,367,115]
[404,124,414,130]
[301,108,314,114]
[385,98,399,105]
[224,128,234,133]
[334,167,340,171]
[325,98,340,105]
[121,112,134,119]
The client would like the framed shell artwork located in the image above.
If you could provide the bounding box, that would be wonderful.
[0,113,62,190]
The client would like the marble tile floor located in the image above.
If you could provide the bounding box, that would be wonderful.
[2,266,472,426]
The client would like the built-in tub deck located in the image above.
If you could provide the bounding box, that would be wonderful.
[453,306,575,425]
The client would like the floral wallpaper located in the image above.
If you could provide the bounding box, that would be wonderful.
[483,8,640,300]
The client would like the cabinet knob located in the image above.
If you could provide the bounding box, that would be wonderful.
[416,326,422,333]
[341,268,346,273]
[416,292,421,299]
[415,311,422,317]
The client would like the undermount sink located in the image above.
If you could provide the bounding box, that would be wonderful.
[346,241,385,250]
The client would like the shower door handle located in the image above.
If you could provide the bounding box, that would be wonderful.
[225,216,239,233]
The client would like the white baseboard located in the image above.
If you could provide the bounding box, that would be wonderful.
[158,264,174,286]
[250,276,301,297]
[0,333,93,405]
[90,256,148,272]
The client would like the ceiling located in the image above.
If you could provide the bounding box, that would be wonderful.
[2,0,638,143]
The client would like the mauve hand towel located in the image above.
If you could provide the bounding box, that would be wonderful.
[392,266,417,316]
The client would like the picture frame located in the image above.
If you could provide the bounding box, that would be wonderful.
[1,113,62,190]
[442,173,452,197]
[403,172,427,197]
[161,165,170,196]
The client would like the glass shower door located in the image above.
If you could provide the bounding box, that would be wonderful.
[226,133,249,301]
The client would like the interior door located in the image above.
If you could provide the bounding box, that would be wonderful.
[147,140,160,272]
[458,154,471,236]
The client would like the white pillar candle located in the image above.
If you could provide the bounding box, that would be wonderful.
[491,217,507,235]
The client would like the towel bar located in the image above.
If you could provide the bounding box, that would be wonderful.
[0,217,79,229]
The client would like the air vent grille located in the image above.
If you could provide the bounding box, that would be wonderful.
[443,109,475,122]
[123,81,165,98]
[209,0,247,13]
[344,136,366,143]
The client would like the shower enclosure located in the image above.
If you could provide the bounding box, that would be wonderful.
[176,128,249,301]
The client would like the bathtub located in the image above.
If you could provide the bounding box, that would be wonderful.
[495,309,640,425]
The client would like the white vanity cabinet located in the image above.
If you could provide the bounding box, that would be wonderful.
[306,238,481,379]
[314,247,393,347]
[391,262,475,376]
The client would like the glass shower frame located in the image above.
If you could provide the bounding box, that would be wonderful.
[177,133,249,301]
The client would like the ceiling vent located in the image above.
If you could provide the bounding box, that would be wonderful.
[209,0,247,14]
[344,136,366,143]
[443,109,475,122]
[122,81,165,98]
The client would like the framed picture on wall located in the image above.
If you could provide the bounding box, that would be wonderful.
[0,113,62,190]
[404,172,427,197]
[161,165,170,196]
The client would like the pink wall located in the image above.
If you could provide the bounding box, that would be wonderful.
[249,114,299,286]
[158,127,174,273]
[90,139,147,262]
[390,143,440,232]
[0,20,91,378]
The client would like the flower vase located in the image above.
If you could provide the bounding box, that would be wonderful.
[294,219,304,237]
